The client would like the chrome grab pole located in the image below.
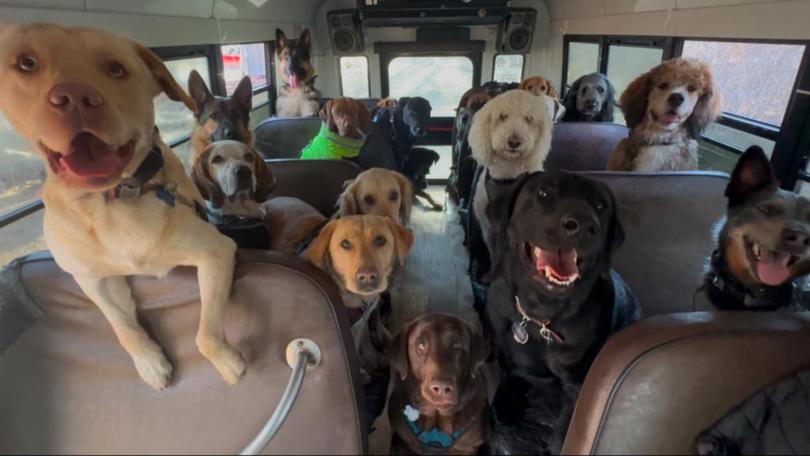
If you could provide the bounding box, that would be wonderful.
[240,338,321,455]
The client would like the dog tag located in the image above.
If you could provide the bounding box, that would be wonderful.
[512,320,529,345]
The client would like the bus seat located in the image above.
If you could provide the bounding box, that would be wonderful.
[583,171,728,316]
[545,123,630,172]
[267,158,362,216]
[562,312,810,455]
[0,251,366,454]
[254,117,397,170]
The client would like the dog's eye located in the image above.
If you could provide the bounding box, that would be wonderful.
[363,195,376,206]
[211,155,224,164]
[657,82,670,90]
[595,200,607,211]
[106,61,127,79]
[417,340,427,352]
[597,86,605,94]
[538,189,548,199]
[15,54,37,73]
[687,85,697,93]
[340,239,352,250]
[209,112,220,121]
[498,113,509,122]
[389,191,398,202]
[374,235,387,247]
[524,115,533,124]
[758,204,775,216]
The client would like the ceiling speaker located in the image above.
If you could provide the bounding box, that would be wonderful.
[327,10,364,55]
[497,9,536,54]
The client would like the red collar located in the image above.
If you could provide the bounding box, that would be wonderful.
[513,296,565,344]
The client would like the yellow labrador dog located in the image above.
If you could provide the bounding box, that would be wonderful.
[0,23,245,390]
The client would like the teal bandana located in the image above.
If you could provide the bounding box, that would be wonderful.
[299,123,366,160]
[403,404,473,451]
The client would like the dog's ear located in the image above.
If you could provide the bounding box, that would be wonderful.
[546,79,558,99]
[252,148,276,202]
[385,319,414,381]
[398,97,411,108]
[601,75,617,122]
[394,172,413,224]
[487,173,532,249]
[550,97,566,123]
[465,320,490,378]
[132,42,196,112]
[275,29,288,54]
[386,218,414,266]
[357,102,373,131]
[232,75,253,117]
[191,146,225,209]
[302,219,338,268]
[685,72,722,138]
[620,70,653,129]
[298,28,312,48]
[320,100,336,132]
[468,102,494,164]
[562,76,581,120]
[725,146,776,208]
[337,178,359,216]
[605,184,625,252]
[187,69,211,118]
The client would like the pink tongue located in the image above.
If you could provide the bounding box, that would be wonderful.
[289,74,298,89]
[661,113,679,123]
[61,133,123,178]
[756,250,792,286]
[535,248,578,279]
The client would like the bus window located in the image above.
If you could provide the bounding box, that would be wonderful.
[340,56,370,98]
[606,45,663,124]
[493,54,524,83]
[566,41,599,89]
[388,56,473,117]
[154,56,210,162]
[220,43,269,94]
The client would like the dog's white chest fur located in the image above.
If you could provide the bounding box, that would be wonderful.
[633,139,698,171]
[277,87,319,118]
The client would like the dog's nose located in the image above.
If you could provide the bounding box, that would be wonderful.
[586,100,599,109]
[48,83,104,111]
[414,127,426,136]
[507,138,522,150]
[429,380,455,399]
[236,166,252,180]
[224,128,237,140]
[561,217,580,235]
[667,93,685,107]
[355,267,380,289]
[782,229,810,248]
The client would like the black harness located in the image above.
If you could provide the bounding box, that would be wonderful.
[292,219,330,256]
[701,249,805,311]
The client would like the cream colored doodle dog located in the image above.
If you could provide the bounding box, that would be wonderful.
[0,23,245,390]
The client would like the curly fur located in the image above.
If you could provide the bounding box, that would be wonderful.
[562,72,616,122]
[608,58,722,171]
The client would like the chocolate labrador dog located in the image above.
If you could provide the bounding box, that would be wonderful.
[387,314,490,455]
[483,172,640,454]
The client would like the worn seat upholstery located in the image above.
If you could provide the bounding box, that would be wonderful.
[583,172,728,316]
[267,158,362,216]
[562,312,810,455]
[545,122,629,172]
[253,117,397,170]
[0,251,366,454]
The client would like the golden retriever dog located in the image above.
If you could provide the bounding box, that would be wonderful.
[377,97,399,109]
[337,168,413,225]
[191,140,327,253]
[468,90,557,263]
[302,215,414,381]
[607,58,721,171]
[0,23,244,390]
[519,75,558,98]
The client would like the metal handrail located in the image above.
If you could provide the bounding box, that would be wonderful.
[240,339,321,455]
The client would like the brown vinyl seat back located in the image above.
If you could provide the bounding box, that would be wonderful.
[582,172,729,316]
[0,251,366,454]
[254,117,397,170]
[545,122,629,171]
[562,312,810,455]
[319,97,382,113]
[267,159,362,216]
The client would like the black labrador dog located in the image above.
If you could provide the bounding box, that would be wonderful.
[401,147,443,210]
[372,97,432,169]
[562,73,616,122]
[484,172,640,455]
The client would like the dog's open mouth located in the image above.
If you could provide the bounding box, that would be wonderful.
[523,243,580,289]
[744,235,801,286]
[651,110,681,125]
[43,132,135,181]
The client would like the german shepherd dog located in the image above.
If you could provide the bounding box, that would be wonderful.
[187,69,253,165]
[697,145,810,311]
[275,28,321,118]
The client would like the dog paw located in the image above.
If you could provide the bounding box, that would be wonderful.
[206,345,247,386]
[133,348,174,391]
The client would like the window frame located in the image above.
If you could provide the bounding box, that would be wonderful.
[338,55,371,98]
[492,53,525,83]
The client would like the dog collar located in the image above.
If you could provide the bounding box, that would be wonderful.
[105,144,164,201]
[704,249,798,310]
[402,404,475,453]
[512,296,564,345]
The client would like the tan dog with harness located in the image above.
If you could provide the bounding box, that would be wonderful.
[0,23,245,390]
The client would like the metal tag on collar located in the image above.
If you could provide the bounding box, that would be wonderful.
[538,323,553,344]
[116,180,142,200]
[512,316,530,345]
